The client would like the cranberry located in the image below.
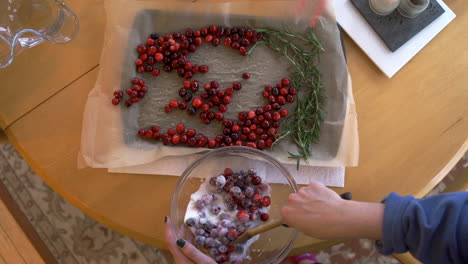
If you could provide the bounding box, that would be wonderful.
[145,130,153,139]
[176,123,185,134]
[267,128,276,136]
[187,106,196,115]
[179,88,187,97]
[113,90,123,99]
[231,125,240,133]
[136,44,147,54]
[245,120,252,126]
[237,210,249,223]
[135,59,143,66]
[212,38,221,46]
[250,124,257,131]
[260,134,269,141]
[184,92,193,102]
[139,53,148,61]
[164,105,171,113]
[257,139,266,150]
[153,132,161,139]
[197,137,208,147]
[252,176,262,185]
[256,128,264,135]
[194,37,202,46]
[208,25,218,34]
[162,65,171,72]
[212,112,223,121]
[185,28,193,37]
[238,112,247,120]
[205,34,213,42]
[281,77,291,86]
[207,111,215,120]
[241,127,250,135]
[232,33,240,42]
[224,37,232,47]
[223,119,234,127]
[219,104,228,112]
[155,53,163,61]
[152,68,160,76]
[277,96,286,105]
[171,135,180,145]
[245,142,256,148]
[199,65,209,73]
[288,87,298,95]
[287,95,295,103]
[192,98,202,109]
[242,72,251,79]
[248,110,256,119]
[239,46,248,56]
[241,38,250,47]
[202,139,214,149]
[264,104,272,112]
[149,126,159,133]
[200,27,208,36]
[268,95,276,104]
[276,83,283,89]
[200,112,207,120]
[272,103,281,110]
[280,109,289,117]
[146,38,155,46]
[222,96,232,104]
[272,112,281,121]
[260,213,270,222]
[246,132,256,141]
[169,100,178,109]
[167,128,175,136]
[200,104,209,112]
[216,90,225,97]
[231,42,240,49]
[182,80,190,89]
[187,137,197,147]
[280,88,289,96]
[125,99,133,107]
[138,129,146,137]
[240,134,248,141]
[265,138,273,147]
[137,91,145,98]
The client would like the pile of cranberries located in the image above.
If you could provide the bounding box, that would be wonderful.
[112,25,297,150]
[186,168,271,263]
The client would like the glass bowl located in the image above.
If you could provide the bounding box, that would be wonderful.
[171,146,298,264]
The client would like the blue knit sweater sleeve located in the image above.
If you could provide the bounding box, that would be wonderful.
[376,192,468,264]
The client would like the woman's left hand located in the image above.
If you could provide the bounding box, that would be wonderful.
[165,216,217,264]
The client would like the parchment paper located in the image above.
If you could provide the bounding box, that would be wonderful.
[80,0,359,170]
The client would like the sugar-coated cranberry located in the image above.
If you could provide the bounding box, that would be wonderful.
[262,196,271,207]
[260,213,269,221]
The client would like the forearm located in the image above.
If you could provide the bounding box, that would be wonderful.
[337,200,384,240]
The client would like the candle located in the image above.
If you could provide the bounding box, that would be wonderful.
[369,0,401,16]
[398,0,430,18]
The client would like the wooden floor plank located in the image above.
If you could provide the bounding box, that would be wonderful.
[0,199,45,264]
[0,222,27,264]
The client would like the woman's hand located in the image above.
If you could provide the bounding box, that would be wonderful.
[165,216,216,264]
[281,181,384,240]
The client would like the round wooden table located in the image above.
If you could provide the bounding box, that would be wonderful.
[0,0,467,256]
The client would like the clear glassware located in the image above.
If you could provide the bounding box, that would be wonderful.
[398,0,430,18]
[0,0,79,68]
[171,146,299,264]
[369,0,401,16]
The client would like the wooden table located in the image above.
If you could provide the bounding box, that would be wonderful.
[1,0,467,256]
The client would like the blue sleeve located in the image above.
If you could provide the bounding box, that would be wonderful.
[376,192,468,264]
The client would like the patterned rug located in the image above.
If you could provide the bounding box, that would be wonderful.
[0,142,466,264]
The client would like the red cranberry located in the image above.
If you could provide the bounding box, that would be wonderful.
[136,44,147,54]
[199,112,207,120]
[113,90,124,98]
[260,134,269,141]
[211,96,220,105]
[240,134,248,141]
[277,96,286,105]
[183,80,190,88]
[262,196,272,207]
[222,96,232,104]
[208,140,217,148]
[214,112,224,121]
[265,138,273,147]
[197,137,208,147]
[164,105,171,113]
[264,104,272,112]
[231,125,240,133]
[256,128,264,135]
[212,38,221,46]
[287,95,295,103]
[200,27,208,36]
[186,129,196,137]
[185,28,193,37]
[176,123,185,134]
[205,34,213,42]
[199,65,209,73]
[208,25,218,34]
[281,78,291,86]
[234,140,243,146]
[250,124,257,131]
[242,72,251,79]
[276,83,282,89]
[179,88,187,97]
[150,126,160,133]
[207,111,215,120]
[223,119,234,127]
[289,87,297,95]
[201,104,210,112]
[267,128,276,136]
[272,121,280,128]
[145,130,153,139]
[193,30,201,37]
[194,37,202,46]
[262,90,269,97]
[192,98,202,109]
[245,120,252,126]
[248,110,256,119]
[187,137,197,147]
[232,34,240,42]
[151,68,160,76]
[241,38,250,46]
[171,135,180,145]
[224,37,232,47]
[239,46,248,56]
[238,112,247,120]
[257,115,265,122]
[223,128,231,135]
[272,103,281,110]
[272,112,281,121]
[179,134,187,143]
[186,106,196,115]
[268,95,276,104]
[135,59,143,66]
[153,132,161,139]
[280,88,289,96]
[231,42,240,49]
[138,128,146,137]
[146,38,155,46]
[167,128,176,136]
[242,127,250,135]
[260,213,270,221]
[237,210,249,223]
[155,53,163,61]
[139,53,148,61]
[111,98,120,105]
[217,90,225,97]
[248,132,257,141]
[125,99,132,107]
[219,104,228,112]
[169,100,178,109]
[280,109,289,117]
[257,139,266,150]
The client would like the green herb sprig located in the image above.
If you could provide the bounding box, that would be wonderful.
[248,27,325,168]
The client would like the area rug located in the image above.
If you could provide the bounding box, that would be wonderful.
[0,142,466,264]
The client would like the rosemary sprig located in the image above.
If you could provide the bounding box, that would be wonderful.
[249,27,325,167]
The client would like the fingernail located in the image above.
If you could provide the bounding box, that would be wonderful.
[176,238,186,248]
[164,216,168,223]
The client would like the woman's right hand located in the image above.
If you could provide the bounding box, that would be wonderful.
[281,181,384,240]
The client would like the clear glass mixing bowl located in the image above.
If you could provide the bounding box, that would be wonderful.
[0,0,79,68]
[171,146,298,264]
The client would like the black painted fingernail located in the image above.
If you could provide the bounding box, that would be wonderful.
[176,238,186,248]
[164,216,168,223]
